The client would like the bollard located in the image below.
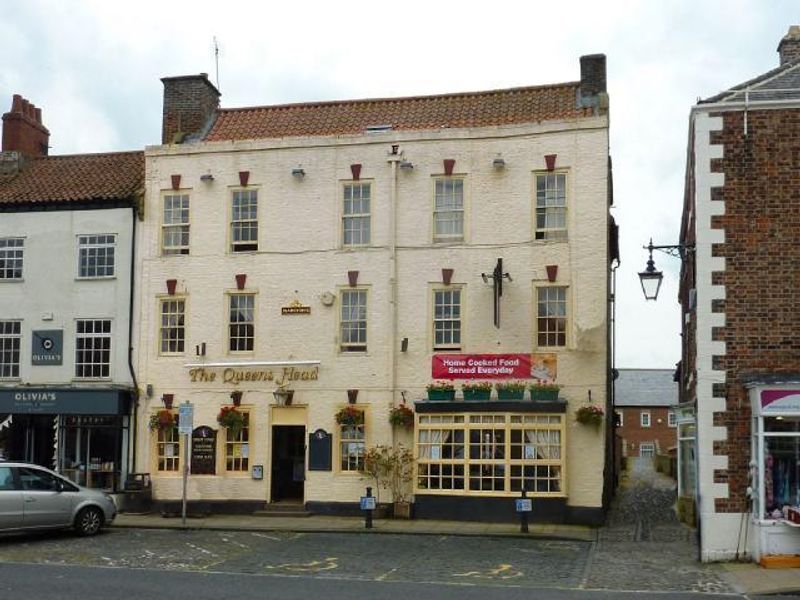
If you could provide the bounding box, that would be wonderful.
[364,486,374,529]
[519,487,530,533]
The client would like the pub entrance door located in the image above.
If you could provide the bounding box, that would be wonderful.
[271,425,305,502]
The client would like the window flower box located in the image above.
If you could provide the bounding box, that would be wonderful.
[530,383,560,402]
[495,381,527,401]
[461,381,492,401]
[426,381,455,401]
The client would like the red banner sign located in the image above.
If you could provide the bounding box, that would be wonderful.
[432,354,532,380]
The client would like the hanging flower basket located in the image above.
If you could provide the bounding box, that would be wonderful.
[575,405,604,426]
[426,381,455,401]
[389,404,414,429]
[335,405,365,426]
[462,381,492,401]
[149,409,176,431]
[217,406,245,436]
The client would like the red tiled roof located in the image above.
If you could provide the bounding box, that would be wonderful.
[205,83,590,142]
[0,151,144,205]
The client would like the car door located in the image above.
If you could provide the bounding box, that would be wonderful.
[19,467,73,528]
[0,466,23,530]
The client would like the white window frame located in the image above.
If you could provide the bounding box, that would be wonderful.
[161,193,190,255]
[433,287,462,351]
[639,442,656,458]
[0,237,24,280]
[536,286,567,348]
[228,293,255,353]
[339,420,366,472]
[159,298,185,355]
[77,234,116,279]
[668,411,677,427]
[534,171,568,241]
[433,177,464,243]
[339,288,367,352]
[225,410,250,472]
[342,182,371,247]
[0,320,21,379]
[75,319,111,379]
[155,414,180,472]
[641,411,651,428]
[615,410,623,427]
[231,189,259,252]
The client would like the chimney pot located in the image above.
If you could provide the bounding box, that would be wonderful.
[778,25,800,66]
[2,94,50,157]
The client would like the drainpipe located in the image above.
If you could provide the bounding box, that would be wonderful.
[127,200,141,475]
[388,148,401,445]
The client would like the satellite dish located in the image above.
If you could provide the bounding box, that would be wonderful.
[320,292,335,306]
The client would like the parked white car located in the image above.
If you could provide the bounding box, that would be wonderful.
[0,462,116,536]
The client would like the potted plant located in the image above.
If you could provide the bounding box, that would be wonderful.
[496,380,527,401]
[389,404,414,429]
[530,382,561,402]
[462,381,492,401]
[426,381,455,402]
[217,406,245,436]
[361,444,415,519]
[149,409,176,432]
[335,405,365,426]
[575,404,604,426]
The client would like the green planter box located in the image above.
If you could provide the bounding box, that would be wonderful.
[530,388,559,402]
[427,389,456,401]
[462,390,491,401]
[496,390,525,401]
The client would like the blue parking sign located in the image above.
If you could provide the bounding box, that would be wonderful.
[515,498,532,513]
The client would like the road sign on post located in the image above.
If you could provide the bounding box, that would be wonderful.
[178,402,194,434]
[178,401,193,527]
[516,488,532,533]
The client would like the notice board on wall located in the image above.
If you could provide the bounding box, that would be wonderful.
[308,429,332,471]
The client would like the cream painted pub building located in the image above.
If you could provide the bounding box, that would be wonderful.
[135,55,616,522]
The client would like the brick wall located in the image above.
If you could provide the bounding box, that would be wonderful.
[161,74,220,144]
[616,407,676,456]
[708,108,800,513]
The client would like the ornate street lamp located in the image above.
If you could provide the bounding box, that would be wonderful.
[638,238,694,301]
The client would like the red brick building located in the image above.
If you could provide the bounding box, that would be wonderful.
[614,369,677,458]
[678,26,800,562]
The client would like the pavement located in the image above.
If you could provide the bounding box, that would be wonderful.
[110,461,800,597]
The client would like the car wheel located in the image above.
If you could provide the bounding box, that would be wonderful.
[74,506,104,536]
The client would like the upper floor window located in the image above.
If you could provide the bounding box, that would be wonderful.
[229,294,255,352]
[0,238,24,280]
[641,411,651,428]
[668,412,677,427]
[615,410,623,427]
[159,299,185,354]
[433,177,464,242]
[77,234,116,279]
[75,319,111,379]
[343,183,371,247]
[433,288,461,351]
[0,320,21,379]
[536,287,567,347]
[340,289,367,352]
[231,189,258,252]
[162,194,190,255]
[535,173,567,240]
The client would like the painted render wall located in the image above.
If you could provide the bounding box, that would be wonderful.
[0,206,134,385]
[134,118,610,511]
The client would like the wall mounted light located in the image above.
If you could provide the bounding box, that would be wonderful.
[638,238,694,301]
[146,384,153,398]
[200,173,214,182]
[292,166,306,179]
[401,337,409,352]
[399,160,414,170]
[493,157,506,169]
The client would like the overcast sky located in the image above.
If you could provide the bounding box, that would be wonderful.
[1,1,796,369]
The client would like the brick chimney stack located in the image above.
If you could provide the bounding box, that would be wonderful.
[2,94,50,157]
[161,73,221,144]
[778,26,800,66]
[578,54,608,113]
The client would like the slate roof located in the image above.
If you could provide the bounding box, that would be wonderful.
[0,151,144,206]
[205,83,592,142]
[615,369,678,407]
[702,59,800,104]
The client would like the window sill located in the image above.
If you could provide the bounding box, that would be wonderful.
[0,279,24,283]
[75,276,117,282]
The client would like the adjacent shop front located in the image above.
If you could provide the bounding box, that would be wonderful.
[748,382,800,561]
[0,388,131,492]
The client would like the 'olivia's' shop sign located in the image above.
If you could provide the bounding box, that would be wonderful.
[759,389,800,416]
[189,366,319,386]
[432,354,533,380]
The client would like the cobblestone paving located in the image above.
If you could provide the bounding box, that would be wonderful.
[586,458,733,594]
